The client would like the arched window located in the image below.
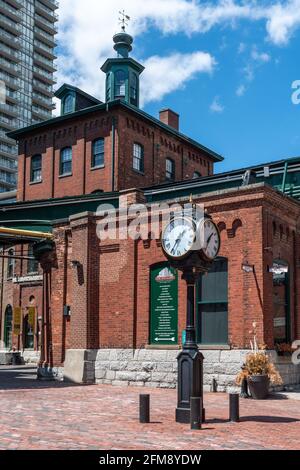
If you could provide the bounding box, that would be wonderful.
[7,248,14,279]
[193,171,201,179]
[166,158,175,181]
[197,257,228,345]
[115,70,126,98]
[133,143,144,172]
[60,147,72,175]
[63,94,74,114]
[30,154,42,182]
[130,73,138,106]
[92,138,105,168]
[4,305,13,349]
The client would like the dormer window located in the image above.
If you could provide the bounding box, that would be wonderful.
[63,93,74,114]
[115,70,126,98]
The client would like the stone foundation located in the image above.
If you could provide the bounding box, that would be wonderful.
[63,348,300,391]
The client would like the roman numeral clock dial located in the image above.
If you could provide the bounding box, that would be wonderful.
[162,217,196,259]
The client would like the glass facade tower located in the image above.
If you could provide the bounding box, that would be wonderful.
[0,0,58,192]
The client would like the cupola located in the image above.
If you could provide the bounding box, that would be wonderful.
[101,15,144,108]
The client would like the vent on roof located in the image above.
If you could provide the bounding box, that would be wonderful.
[242,169,256,186]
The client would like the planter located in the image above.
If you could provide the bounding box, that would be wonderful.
[247,374,270,399]
[11,352,22,366]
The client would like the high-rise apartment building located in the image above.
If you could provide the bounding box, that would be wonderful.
[0,0,58,192]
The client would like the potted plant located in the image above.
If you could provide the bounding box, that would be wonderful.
[236,323,282,399]
[275,342,295,357]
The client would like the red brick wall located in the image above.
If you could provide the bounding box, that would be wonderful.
[4,185,300,368]
[17,106,215,202]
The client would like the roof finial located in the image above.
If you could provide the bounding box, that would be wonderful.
[119,10,130,32]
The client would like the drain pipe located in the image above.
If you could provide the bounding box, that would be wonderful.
[111,116,116,192]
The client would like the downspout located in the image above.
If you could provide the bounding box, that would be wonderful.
[0,246,4,344]
[111,116,116,192]
[281,161,288,194]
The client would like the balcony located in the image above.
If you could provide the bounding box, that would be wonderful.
[0,71,20,89]
[0,143,17,158]
[0,13,22,36]
[33,52,56,73]
[35,1,58,23]
[33,65,57,85]
[0,113,17,129]
[0,57,21,76]
[35,14,58,35]
[33,78,53,97]
[32,92,55,110]
[32,104,52,119]
[0,157,17,173]
[0,1,22,23]
[0,41,20,62]
[0,101,18,118]
[0,128,16,144]
[0,29,21,49]
[34,40,57,60]
[34,27,57,48]
[0,172,17,186]
[38,0,59,11]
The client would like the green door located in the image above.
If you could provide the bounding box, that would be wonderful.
[4,305,13,349]
[197,258,228,345]
[150,263,178,345]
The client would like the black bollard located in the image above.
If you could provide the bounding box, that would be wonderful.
[190,397,202,430]
[139,394,150,423]
[229,393,240,422]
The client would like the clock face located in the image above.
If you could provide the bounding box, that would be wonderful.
[201,218,220,260]
[162,217,196,259]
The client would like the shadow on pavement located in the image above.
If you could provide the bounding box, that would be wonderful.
[240,415,299,423]
[0,365,91,390]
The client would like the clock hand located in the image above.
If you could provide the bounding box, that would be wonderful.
[206,233,213,248]
[171,229,187,254]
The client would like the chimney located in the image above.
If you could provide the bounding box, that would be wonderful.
[159,108,179,131]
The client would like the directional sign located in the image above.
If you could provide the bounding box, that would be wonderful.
[150,264,178,345]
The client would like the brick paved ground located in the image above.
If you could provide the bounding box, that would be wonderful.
[0,365,299,450]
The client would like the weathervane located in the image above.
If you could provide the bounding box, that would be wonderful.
[119,10,130,32]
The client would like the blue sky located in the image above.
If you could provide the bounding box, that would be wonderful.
[56,0,300,173]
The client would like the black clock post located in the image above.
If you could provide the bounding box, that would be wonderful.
[161,210,220,425]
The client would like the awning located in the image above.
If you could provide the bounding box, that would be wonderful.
[0,227,53,245]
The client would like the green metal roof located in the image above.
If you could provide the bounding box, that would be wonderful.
[0,192,119,233]
[7,100,223,162]
[144,156,300,203]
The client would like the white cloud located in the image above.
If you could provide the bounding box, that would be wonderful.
[236,84,246,97]
[56,0,300,106]
[251,47,271,63]
[210,96,224,113]
[141,52,215,105]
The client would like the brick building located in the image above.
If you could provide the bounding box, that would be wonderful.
[0,29,299,389]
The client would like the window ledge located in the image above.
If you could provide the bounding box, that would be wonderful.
[132,169,145,176]
[59,173,73,179]
[145,345,180,350]
[198,344,231,350]
[29,180,43,185]
[91,165,105,171]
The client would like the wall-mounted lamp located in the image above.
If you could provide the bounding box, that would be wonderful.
[71,260,81,268]
[241,261,254,273]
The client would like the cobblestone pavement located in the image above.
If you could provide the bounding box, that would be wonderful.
[0,365,299,450]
